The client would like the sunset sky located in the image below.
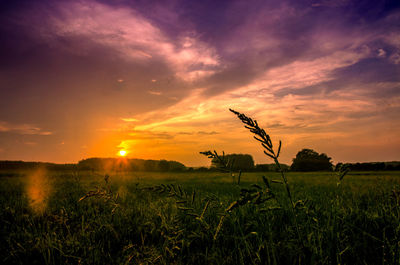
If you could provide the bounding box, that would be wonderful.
[0,0,399,166]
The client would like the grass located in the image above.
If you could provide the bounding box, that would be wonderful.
[0,169,399,264]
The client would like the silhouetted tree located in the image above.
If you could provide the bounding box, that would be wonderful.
[158,160,170,172]
[211,154,254,171]
[168,161,186,171]
[144,160,158,171]
[255,163,290,172]
[291,149,333,171]
[344,162,388,171]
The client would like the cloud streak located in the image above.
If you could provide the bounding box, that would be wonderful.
[0,121,52,136]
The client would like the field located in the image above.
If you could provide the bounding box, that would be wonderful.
[1,169,400,264]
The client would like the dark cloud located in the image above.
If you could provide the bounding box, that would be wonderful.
[345,0,400,22]
[274,56,400,98]
[332,58,400,84]
[194,0,399,97]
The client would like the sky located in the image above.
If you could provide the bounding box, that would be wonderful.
[0,0,399,167]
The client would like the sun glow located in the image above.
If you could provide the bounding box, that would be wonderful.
[118,150,127,157]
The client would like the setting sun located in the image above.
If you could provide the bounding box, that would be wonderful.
[118,150,127,157]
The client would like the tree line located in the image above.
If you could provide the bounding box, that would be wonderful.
[0,158,186,172]
[0,149,399,172]
[208,149,400,172]
[78,158,187,172]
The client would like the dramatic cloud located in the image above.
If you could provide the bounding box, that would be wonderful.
[40,1,219,82]
[0,0,399,165]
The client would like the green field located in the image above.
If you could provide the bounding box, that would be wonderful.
[1,170,399,264]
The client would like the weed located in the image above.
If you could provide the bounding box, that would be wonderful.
[79,174,120,214]
[200,150,242,184]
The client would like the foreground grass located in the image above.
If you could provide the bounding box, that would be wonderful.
[0,170,399,264]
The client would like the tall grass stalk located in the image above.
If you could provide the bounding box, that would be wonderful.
[229,109,303,247]
[200,150,242,184]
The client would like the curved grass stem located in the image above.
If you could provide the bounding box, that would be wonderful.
[230,109,304,247]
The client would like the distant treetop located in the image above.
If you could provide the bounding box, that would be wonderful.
[291,149,333,172]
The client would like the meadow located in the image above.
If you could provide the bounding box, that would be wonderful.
[1,169,399,265]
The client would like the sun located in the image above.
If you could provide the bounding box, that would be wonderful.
[118,150,127,157]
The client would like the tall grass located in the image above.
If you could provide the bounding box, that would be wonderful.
[1,170,400,264]
[229,109,303,247]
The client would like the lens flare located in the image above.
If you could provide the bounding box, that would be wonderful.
[26,168,51,214]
